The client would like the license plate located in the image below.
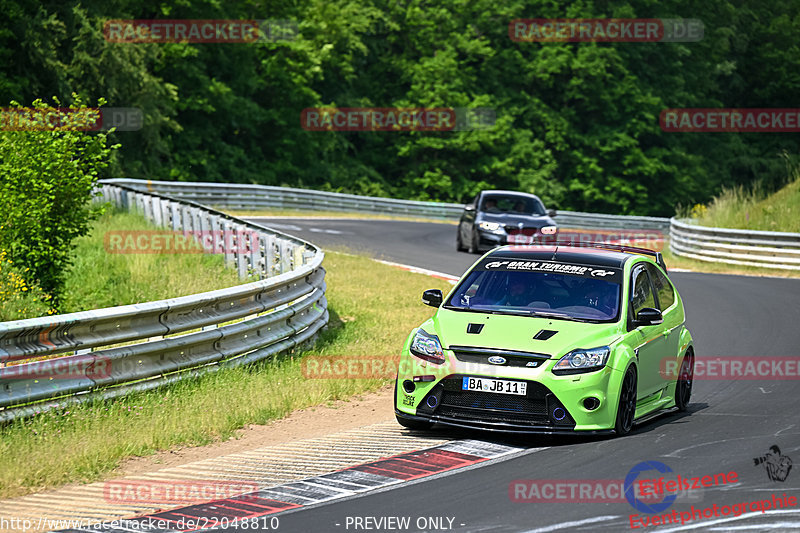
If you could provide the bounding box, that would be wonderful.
[462,376,527,396]
[509,234,534,244]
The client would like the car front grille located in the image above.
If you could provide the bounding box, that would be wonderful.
[417,376,573,428]
[506,227,538,236]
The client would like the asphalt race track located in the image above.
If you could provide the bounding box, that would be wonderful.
[232,217,800,532]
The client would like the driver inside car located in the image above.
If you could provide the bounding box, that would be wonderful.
[495,272,550,308]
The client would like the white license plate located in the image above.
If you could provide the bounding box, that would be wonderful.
[461,376,527,396]
[509,234,534,244]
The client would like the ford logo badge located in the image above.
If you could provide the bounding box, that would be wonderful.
[487,356,506,365]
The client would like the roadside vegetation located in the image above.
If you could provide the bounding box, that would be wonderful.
[688,175,800,233]
[0,251,450,499]
[60,209,244,312]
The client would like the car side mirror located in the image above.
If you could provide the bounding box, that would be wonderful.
[634,307,663,327]
[422,289,443,308]
[464,204,475,212]
[547,209,557,217]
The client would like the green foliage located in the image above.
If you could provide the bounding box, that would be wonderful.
[0,250,55,321]
[0,0,798,216]
[0,97,118,302]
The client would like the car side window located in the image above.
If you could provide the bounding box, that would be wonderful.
[630,267,656,317]
[646,264,675,312]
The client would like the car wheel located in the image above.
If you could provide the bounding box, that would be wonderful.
[456,226,466,251]
[395,413,433,431]
[467,228,479,254]
[614,366,637,436]
[675,350,694,412]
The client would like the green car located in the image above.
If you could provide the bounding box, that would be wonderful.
[394,244,695,436]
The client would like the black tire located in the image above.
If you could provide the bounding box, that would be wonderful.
[614,366,637,436]
[456,226,466,251]
[467,228,479,254]
[395,413,434,430]
[675,350,694,412]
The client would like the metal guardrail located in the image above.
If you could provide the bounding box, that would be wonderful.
[0,184,328,422]
[670,218,800,270]
[102,179,672,232]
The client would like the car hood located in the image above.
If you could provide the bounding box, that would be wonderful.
[479,212,555,227]
[431,308,622,358]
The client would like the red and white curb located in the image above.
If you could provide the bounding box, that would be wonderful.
[58,440,526,532]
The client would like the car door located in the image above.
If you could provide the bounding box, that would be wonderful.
[628,264,668,398]
[646,263,683,378]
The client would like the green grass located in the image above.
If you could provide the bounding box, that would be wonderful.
[0,250,451,499]
[60,209,246,312]
[689,177,800,233]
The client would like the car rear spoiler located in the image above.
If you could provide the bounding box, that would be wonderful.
[551,240,669,273]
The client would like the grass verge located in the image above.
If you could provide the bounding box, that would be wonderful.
[689,177,800,233]
[0,251,450,499]
[60,209,246,312]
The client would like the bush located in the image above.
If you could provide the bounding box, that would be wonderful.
[0,250,54,321]
[0,96,118,305]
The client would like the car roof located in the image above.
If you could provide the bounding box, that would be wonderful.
[485,245,646,269]
[481,190,541,199]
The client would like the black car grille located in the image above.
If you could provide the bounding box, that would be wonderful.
[450,346,550,368]
[418,376,573,427]
[506,227,539,236]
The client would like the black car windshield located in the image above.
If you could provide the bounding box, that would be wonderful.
[445,265,621,322]
[481,195,545,215]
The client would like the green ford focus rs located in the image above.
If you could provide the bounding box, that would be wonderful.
[394,243,695,436]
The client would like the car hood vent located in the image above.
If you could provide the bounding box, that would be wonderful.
[466,323,485,334]
[533,329,557,340]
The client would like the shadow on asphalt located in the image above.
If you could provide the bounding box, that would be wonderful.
[396,402,710,449]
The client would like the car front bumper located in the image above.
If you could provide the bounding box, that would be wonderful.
[395,349,626,433]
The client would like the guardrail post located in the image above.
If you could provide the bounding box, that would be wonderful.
[257,234,268,278]
[235,226,248,279]
[152,197,163,227]
[279,239,291,273]
[221,220,235,268]
[265,234,276,277]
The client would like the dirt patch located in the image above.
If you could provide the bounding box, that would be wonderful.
[115,384,396,477]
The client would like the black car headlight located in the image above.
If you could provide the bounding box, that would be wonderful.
[552,346,610,375]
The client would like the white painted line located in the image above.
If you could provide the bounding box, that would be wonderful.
[375,259,459,284]
[521,515,621,532]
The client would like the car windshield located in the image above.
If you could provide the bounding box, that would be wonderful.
[445,265,621,322]
[481,195,545,215]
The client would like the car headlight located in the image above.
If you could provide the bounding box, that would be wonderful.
[478,221,503,232]
[409,329,445,364]
[540,225,558,235]
[552,346,610,375]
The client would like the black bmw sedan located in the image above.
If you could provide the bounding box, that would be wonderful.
[457,190,557,253]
